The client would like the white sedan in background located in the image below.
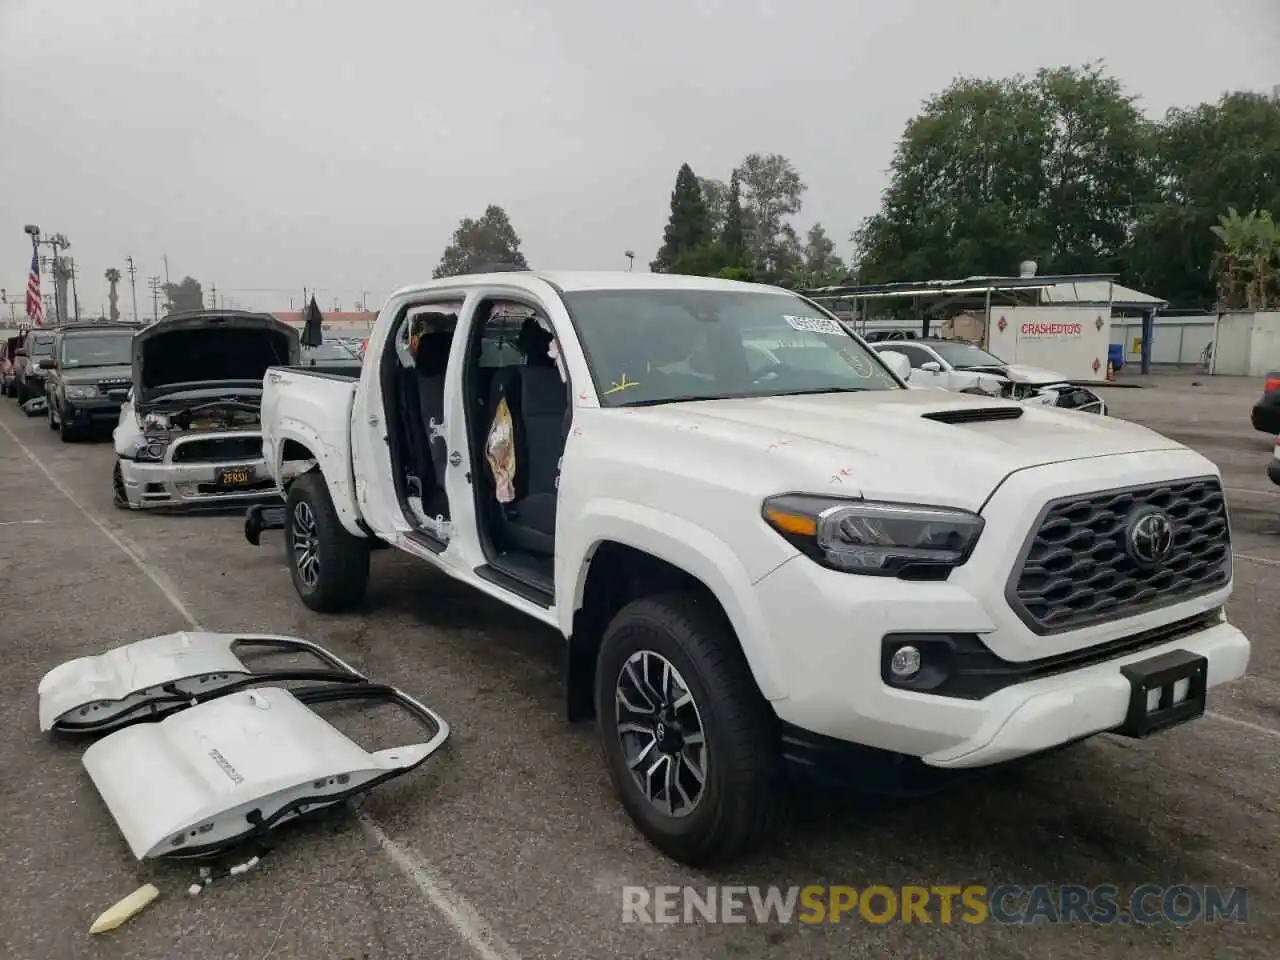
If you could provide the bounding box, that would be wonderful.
[871,338,1107,414]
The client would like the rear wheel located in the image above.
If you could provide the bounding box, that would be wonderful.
[285,472,370,612]
[595,592,783,867]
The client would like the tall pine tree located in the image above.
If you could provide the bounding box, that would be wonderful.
[650,163,709,272]
[721,171,748,268]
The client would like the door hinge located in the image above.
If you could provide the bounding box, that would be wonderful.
[428,515,452,540]
[428,417,446,442]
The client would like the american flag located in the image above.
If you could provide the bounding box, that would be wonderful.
[25,242,44,326]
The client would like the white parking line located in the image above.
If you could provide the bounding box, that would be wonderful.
[1224,486,1277,498]
[1233,552,1280,567]
[1207,711,1279,739]
[0,413,520,960]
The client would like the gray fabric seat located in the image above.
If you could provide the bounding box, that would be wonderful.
[487,319,567,556]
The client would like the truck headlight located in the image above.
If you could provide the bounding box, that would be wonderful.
[66,385,99,399]
[762,494,984,579]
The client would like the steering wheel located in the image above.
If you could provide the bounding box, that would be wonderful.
[751,360,788,382]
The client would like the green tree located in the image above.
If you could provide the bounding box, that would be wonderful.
[797,222,845,286]
[433,205,529,278]
[1128,92,1280,307]
[651,164,710,272]
[855,63,1153,284]
[733,152,806,278]
[162,276,204,314]
[720,171,749,269]
[699,177,728,238]
[1210,207,1280,309]
[104,268,121,321]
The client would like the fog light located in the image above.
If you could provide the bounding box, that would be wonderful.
[889,645,921,679]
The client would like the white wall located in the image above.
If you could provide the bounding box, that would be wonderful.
[1213,312,1255,375]
[1110,315,1215,366]
[986,306,1109,380]
[1248,312,1280,376]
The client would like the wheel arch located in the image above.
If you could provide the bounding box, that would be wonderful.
[271,427,365,538]
[564,527,787,723]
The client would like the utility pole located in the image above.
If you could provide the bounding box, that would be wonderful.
[147,276,161,322]
[68,259,81,321]
[126,256,139,322]
[209,283,217,308]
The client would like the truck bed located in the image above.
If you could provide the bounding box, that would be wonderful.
[261,365,360,511]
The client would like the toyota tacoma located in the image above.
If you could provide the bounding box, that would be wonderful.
[249,271,1249,866]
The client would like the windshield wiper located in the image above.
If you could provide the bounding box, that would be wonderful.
[615,394,721,408]
[769,386,869,397]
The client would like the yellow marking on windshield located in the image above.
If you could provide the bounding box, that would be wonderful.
[604,373,641,395]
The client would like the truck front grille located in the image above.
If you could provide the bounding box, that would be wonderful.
[171,435,263,463]
[1008,477,1230,635]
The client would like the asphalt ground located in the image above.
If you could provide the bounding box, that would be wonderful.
[0,372,1276,960]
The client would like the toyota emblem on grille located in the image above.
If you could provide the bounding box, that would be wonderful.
[1126,508,1174,565]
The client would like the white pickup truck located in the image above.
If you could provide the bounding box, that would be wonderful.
[251,270,1248,866]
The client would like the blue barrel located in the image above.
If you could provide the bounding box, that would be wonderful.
[1108,343,1124,371]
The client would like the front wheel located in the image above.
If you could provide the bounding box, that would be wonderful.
[112,460,131,509]
[595,592,783,867]
[285,472,370,612]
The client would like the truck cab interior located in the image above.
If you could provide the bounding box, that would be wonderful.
[463,299,570,604]
[382,305,461,545]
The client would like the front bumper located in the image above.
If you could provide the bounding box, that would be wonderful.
[750,451,1248,772]
[62,396,125,427]
[117,432,280,508]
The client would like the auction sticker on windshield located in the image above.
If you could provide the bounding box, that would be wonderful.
[783,315,845,337]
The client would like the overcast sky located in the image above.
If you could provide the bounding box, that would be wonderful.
[1,0,1277,317]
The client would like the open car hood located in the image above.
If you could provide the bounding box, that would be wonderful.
[133,310,299,406]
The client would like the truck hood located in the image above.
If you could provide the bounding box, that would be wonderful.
[623,389,1187,511]
[60,363,133,386]
[133,311,299,406]
[963,362,1070,385]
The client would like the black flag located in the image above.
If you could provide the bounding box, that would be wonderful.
[301,296,324,348]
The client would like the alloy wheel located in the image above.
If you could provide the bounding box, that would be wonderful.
[291,500,320,588]
[615,650,708,818]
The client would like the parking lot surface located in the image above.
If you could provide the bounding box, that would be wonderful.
[0,372,1276,960]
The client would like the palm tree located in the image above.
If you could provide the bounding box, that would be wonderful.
[1210,208,1280,310]
[105,268,121,321]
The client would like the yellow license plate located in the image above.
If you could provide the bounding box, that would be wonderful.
[217,467,253,486]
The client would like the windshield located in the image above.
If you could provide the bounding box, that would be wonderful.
[304,340,358,362]
[60,334,133,368]
[562,289,901,406]
[28,336,55,357]
[929,341,1006,369]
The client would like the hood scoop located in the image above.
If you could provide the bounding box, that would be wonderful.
[922,406,1023,424]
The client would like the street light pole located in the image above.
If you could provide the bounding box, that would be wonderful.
[624,250,635,272]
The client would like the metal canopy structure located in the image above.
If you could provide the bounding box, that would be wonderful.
[800,273,1169,374]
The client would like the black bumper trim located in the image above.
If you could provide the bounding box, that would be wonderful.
[881,608,1223,701]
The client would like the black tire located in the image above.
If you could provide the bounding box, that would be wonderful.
[59,410,80,443]
[285,471,370,612]
[595,592,783,867]
[112,460,130,510]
